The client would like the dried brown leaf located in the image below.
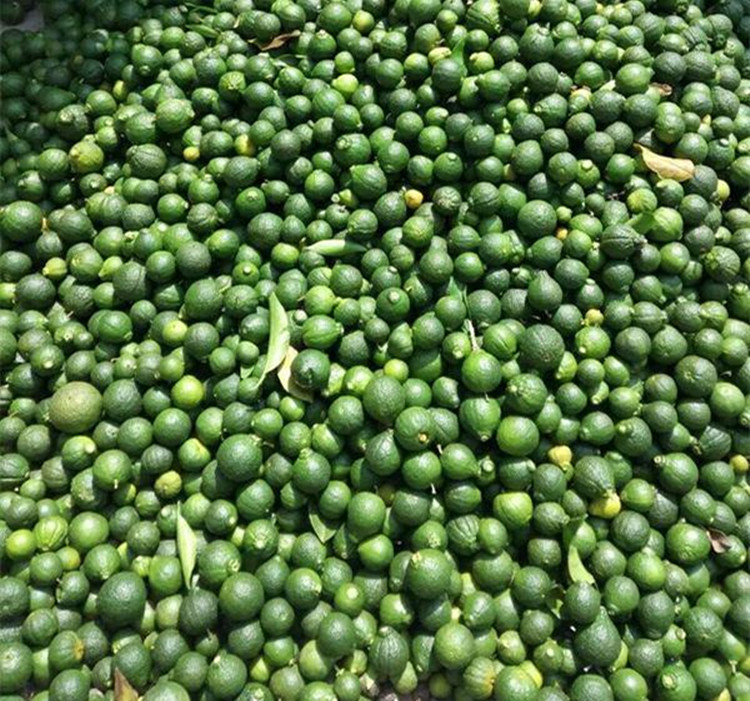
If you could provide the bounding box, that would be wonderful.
[251,31,301,51]
[651,82,673,96]
[114,669,139,701]
[277,347,314,402]
[708,528,732,553]
[635,144,695,182]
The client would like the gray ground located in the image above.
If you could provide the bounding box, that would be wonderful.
[0,4,43,31]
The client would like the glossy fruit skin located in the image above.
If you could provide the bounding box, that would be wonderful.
[0,642,33,693]
[405,548,452,599]
[369,626,409,680]
[48,382,103,434]
[97,572,147,629]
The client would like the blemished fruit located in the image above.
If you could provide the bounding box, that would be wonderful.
[48,382,102,434]
[0,0,749,700]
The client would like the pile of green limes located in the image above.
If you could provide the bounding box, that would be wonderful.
[1,0,749,700]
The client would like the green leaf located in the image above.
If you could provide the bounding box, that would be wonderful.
[306,239,366,255]
[562,516,585,544]
[628,212,655,235]
[446,277,465,298]
[309,508,338,543]
[567,545,595,585]
[263,293,290,377]
[176,504,197,588]
[450,37,467,70]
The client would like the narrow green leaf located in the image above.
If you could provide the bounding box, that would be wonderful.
[176,504,197,589]
[446,277,465,298]
[185,23,219,38]
[184,3,217,12]
[465,320,478,351]
[306,239,366,255]
[309,508,338,543]
[451,37,467,71]
[567,545,595,585]
[545,584,565,618]
[264,293,290,377]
